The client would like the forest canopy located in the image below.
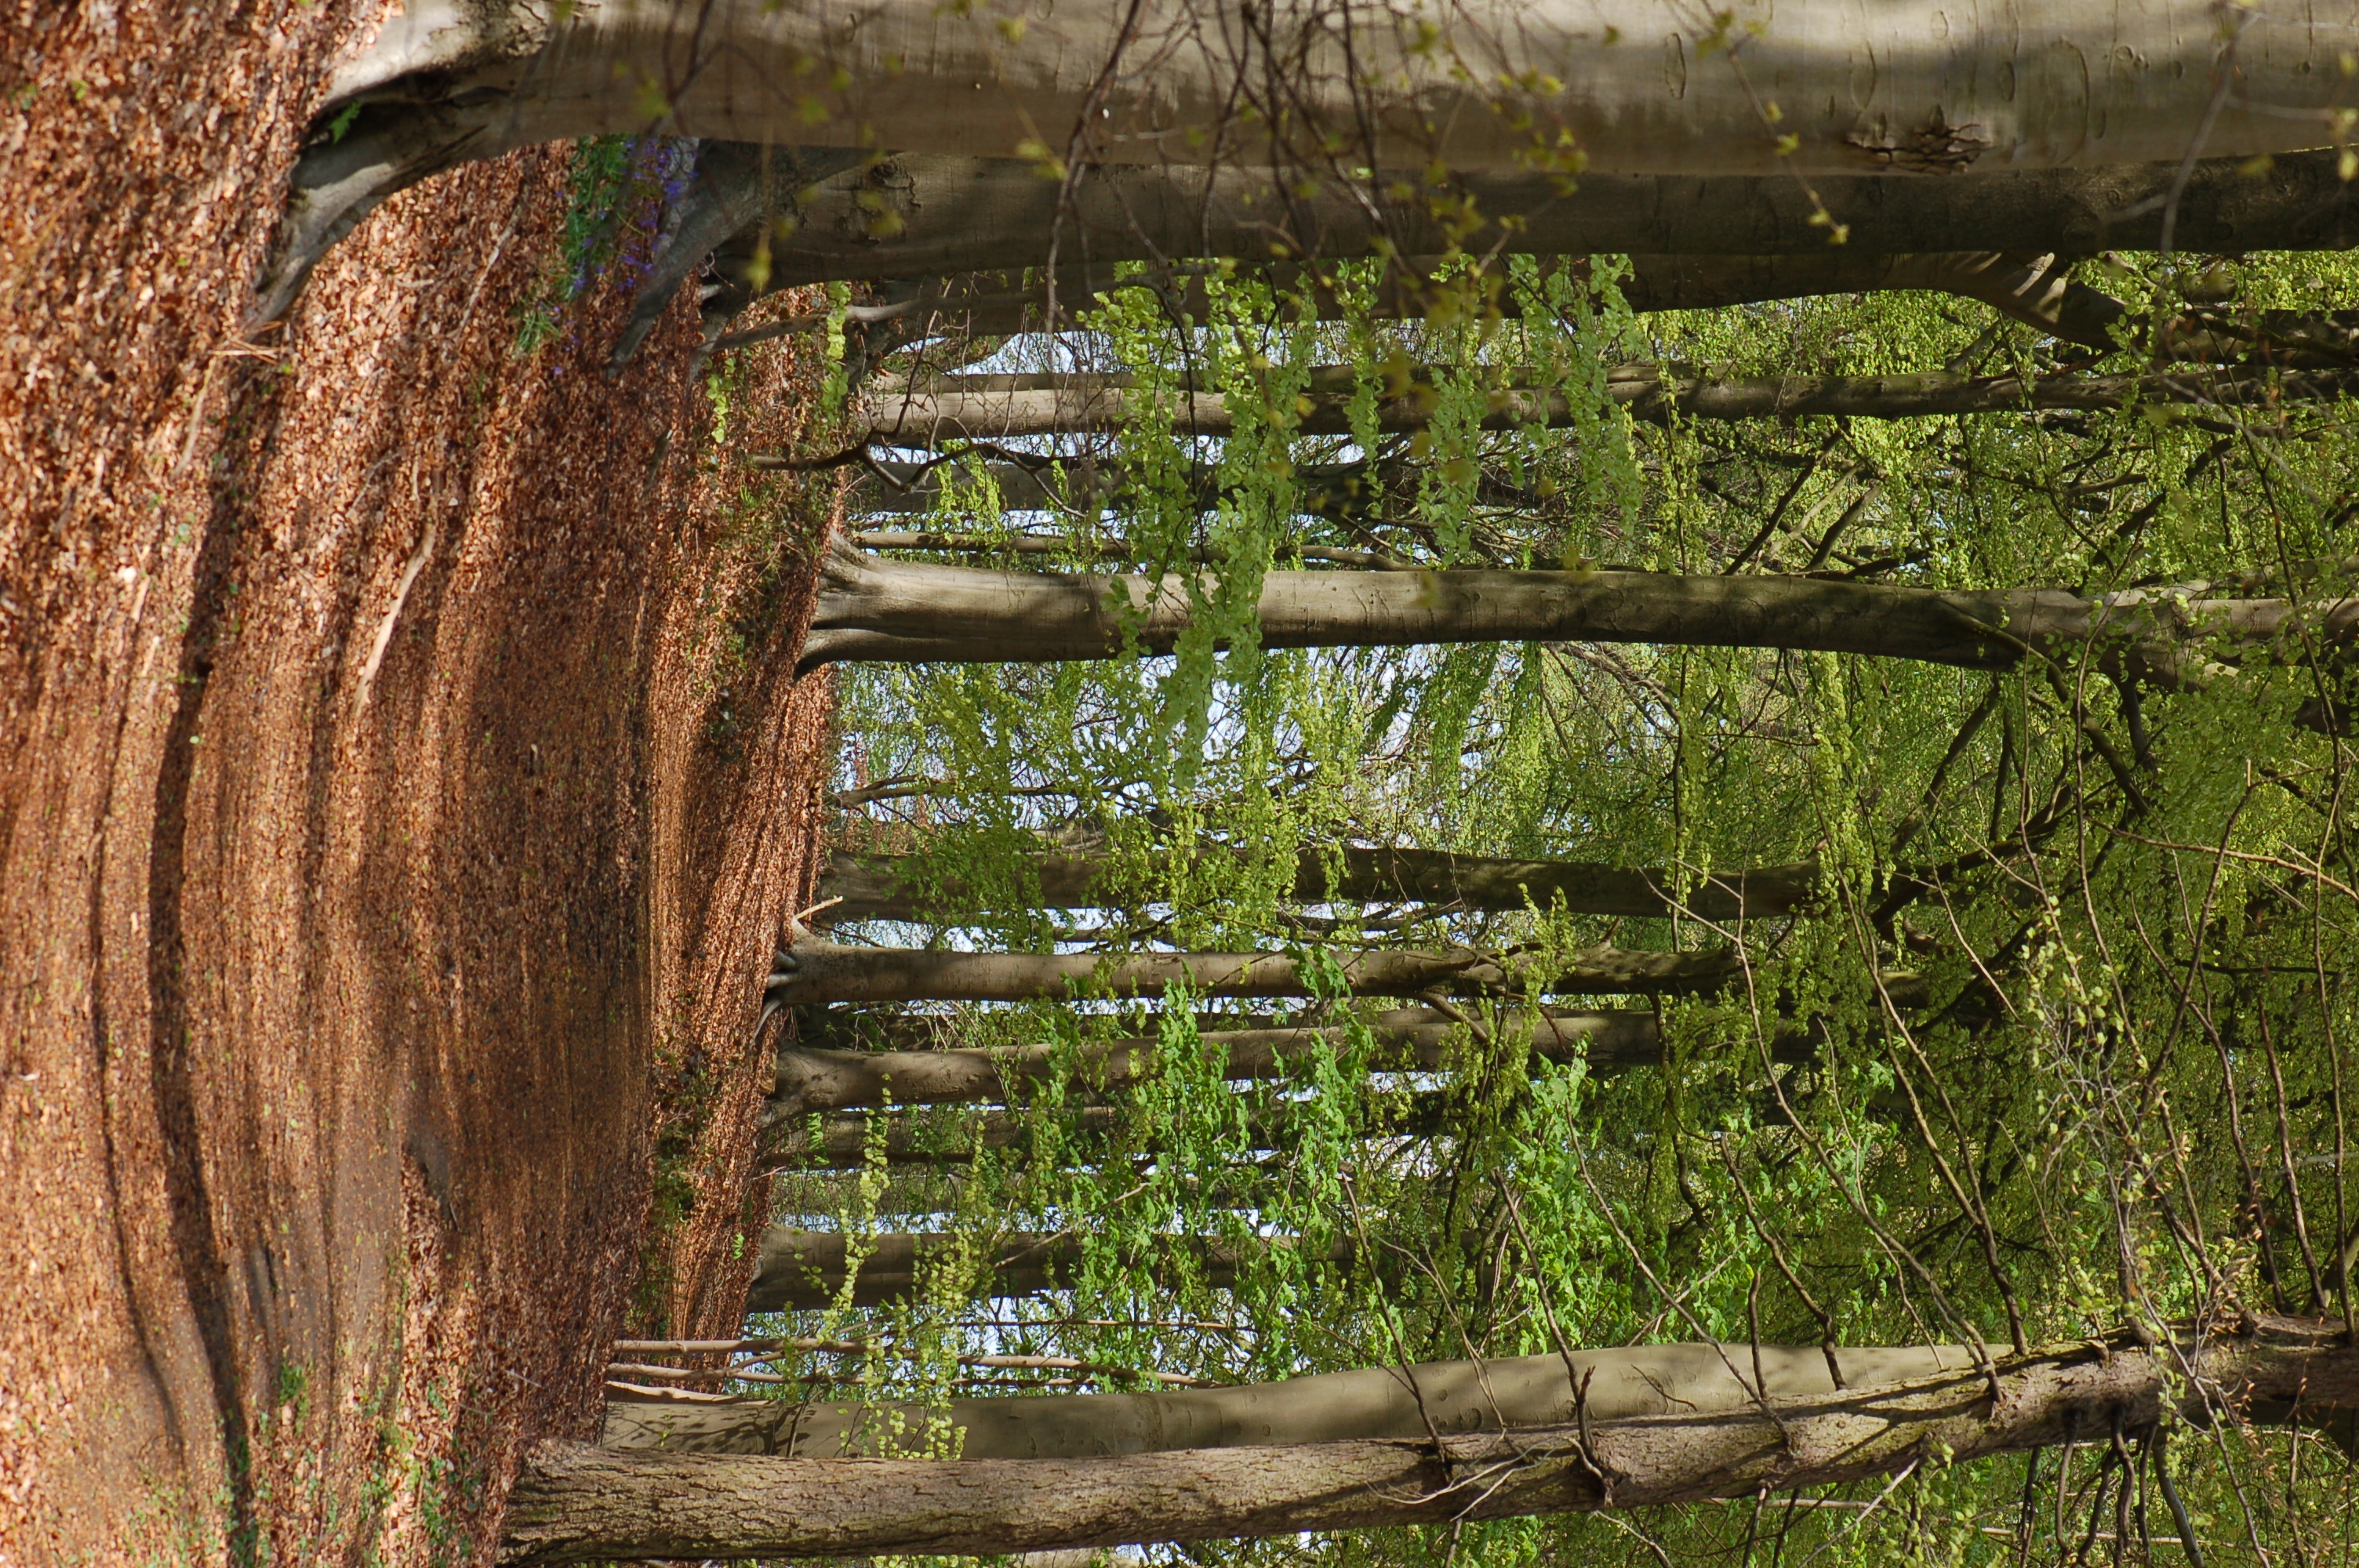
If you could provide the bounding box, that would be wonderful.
[539,238,2359,1564]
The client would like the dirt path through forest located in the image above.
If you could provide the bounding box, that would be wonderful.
[2,7,834,1556]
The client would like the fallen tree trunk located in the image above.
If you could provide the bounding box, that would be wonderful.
[604,1340,1969,1457]
[769,1005,1667,1116]
[744,1229,1351,1312]
[503,1319,2359,1562]
[820,844,1819,924]
[768,938,1754,1006]
[850,364,2359,445]
[798,546,2357,685]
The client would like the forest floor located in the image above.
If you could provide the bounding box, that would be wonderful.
[1,5,837,1558]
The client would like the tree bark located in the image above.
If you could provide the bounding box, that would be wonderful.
[270,137,2359,325]
[743,1229,1350,1312]
[692,244,2128,357]
[326,1,2359,180]
[852,364,2359,445]
[772,1005,1666,1116]
[767,1090,1474,1168]
[623,146,2359,289]
[602,1341,1970,1457]
[845,456,1375,522]
[842,529,1410,566]
[798,545,2356,686]
[768,938,1753,1006]
[820,844,1820,924]
[503,1319,2359,1563]
[776,251,2355,367]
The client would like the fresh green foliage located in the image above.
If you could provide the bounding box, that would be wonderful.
[778,249,2359,1564]
[512,136,655,356]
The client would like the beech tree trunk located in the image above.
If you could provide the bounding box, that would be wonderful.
[767,1089,1489,1167]
[838,252,2359,361]
[767,1099,1177,1167]
[854,365,2359,445]
[688,242,2128,358]
[293,0,2359,318]
[327,1,2357,181]
[885,252,2125,344]
[609,145,2359,292]
[503,1320,2359,1563]
[769,938,1750,1006]
[769,1005,1669,1116]
[798,546,2353,687]
[743,1229,1350,1312]
[603,1340,1969,1457]
[270,138,2359,325]
[820,844,1820,924]
[844,457,1412,522]
[842,529,1408,564]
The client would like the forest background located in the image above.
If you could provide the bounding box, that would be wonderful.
[711,237,2359,1566]
[9,0,2359,1563]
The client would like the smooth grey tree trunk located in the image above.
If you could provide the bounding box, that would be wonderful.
[798,546,2352,688]
[682,241,2128,360]
[805,252,2353,366]
[766,1089,1484,1168]
[841,531,1416,567]
[603,1341,1970,1457]
[743,1229,1348,1312]
[267,138,2359,323]
[768,938,1753,1006]
[820,844,1819,924]
[766,1098,1167,1167]
[841,457,1421,522]
[764,1007,1824,1168]
[615,146,2359,291]
[325,1,2359,181]
[503,1320,2359,1563]
[834,252,2123,344]
[852,364,2359,445]
[769,1006,1668,1116]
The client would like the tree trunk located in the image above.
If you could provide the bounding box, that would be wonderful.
[765,1099,1133,1167]
[800,1007,1316,1051]
[769,1006,1669,1116]
[329,1,2359,180]
[271,137,2359,325]
[769,1092,1481,1168]
[768,938,1751,1006]
[798,545,2351,687]
[293,0,2359,314]
[852,364,2359,445]
[841,529,1408,565]
[602,1341,1969,1457]
[888,252,2126,344]
[845,455,1411,524]
[605,145,2359,292]
[743,1229,1350,1312]
[692,245,2128,358]
[502,1320,2359,1563]
[820,844,1820,924]
[787,252,2356,367]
